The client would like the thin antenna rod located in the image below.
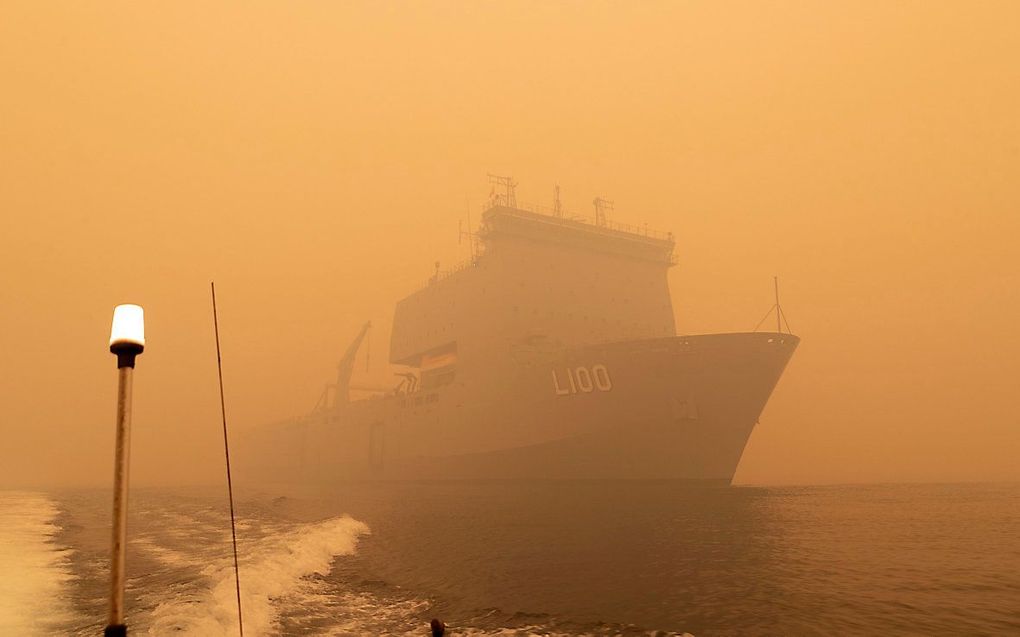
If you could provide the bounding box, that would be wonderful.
[774,276,781,334]
[211,282,244,637]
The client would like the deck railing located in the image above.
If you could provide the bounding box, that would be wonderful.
[491,198,675,242]
[418,257,479,290]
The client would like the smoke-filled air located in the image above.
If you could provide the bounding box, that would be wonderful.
[3,4,1020,637]
[2,2,1016,488]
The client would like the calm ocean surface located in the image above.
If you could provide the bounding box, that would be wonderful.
[1,482,1018,636]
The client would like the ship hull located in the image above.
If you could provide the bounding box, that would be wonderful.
[238,332,798,484]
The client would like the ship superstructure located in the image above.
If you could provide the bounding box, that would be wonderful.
[238,184,798,483]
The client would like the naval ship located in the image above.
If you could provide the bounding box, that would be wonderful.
[240,181,799,484]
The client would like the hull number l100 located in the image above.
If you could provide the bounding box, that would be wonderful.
[552,365,613,395]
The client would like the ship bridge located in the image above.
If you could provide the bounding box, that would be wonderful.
[389,204,678,374]
[479,205,676,265]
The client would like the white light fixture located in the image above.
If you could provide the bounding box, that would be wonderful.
[109,304,145,349]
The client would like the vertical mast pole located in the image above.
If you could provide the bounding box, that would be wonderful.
[211,283,244,637]
[106,365,133,636]
[774,276,781,334]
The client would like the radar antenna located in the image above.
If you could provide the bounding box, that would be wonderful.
[487,173,517,208]
[593,197,614,227]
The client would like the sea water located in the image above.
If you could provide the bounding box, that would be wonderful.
[1,482,1018,636]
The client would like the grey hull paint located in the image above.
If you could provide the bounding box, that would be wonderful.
[239,332,798,484]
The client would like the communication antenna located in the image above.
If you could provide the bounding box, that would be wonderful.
[459,207,478,260]
[487,173,517,208]
[553,184,563,217]
[774,276,782,334]
[593,197,614,227]
[752,276,793,334]
[210,283,244,637]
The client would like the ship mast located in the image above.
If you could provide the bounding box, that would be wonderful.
[460,207,479,261]
[775,276,781,334]
[593,197,614,227]
[487,173,517,208]
[752,276,792,335]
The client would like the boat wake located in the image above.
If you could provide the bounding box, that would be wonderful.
[0,491,79,634]
[142,515,369,636]
[5,489,694,636]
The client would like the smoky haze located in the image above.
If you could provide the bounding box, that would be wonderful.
[1,2,1017,488]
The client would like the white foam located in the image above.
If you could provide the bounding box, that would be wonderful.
[131,536,204,569]
[0,491,78,634]
[319,589,431,635]
[145,515,369,636]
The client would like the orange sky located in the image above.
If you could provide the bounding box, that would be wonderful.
[1,2,1017,487]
